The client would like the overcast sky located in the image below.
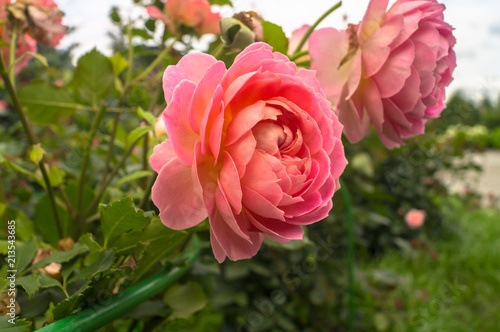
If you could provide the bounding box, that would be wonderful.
[56,0,500,100]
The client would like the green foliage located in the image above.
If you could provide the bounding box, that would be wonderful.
[30,243,88,271]
[261,21,289,54]
[68,249,115,283]
[109,53,128,75]
[163,282,207,320]
[357,207,500,331]
[27,144,46,165]
[73,49,115,106]
[0,316,32,332]
[18,82,76,124]
[99,197,151,248]
[17,274,41,297]
[209,0,232,6]
[53,285,93,320]
[15,237,38,274]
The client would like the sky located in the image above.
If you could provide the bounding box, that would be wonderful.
[56,0,500,100]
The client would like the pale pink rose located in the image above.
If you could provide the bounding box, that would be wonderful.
[288,24,310,62]
[309,0,456,148]
[405,208,426,229]
[150,43,347,262]
[146,0,220,35]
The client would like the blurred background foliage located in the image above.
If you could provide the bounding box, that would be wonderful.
[1,3,500,332]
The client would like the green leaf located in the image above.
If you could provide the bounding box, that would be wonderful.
[34,194,69,245]
[35,182,95,242]
[145,18,156,32]
[15,237,38,274]
[373,313,390,331]
[2,159,37,181]
[100,197,151,248]
[0,316,31,332]
[48,165,66,187]
[261,21,289,54]
[0,202,6,218]
[79,233,102,266]
[53,285,93,320]
[29,243,88,271]
[117,170,154,187]
[109,53,128,75]
[132,28,152,40]
[28,143,45,164]
[18,82,76,125]
[132,218,187,281]
[68,249,114,284]
[8,210,35,241]
[14,52,48,68]
[137,107,158,127]
[127,126,151,146]
[209,0,232,6]
[123,300,168,319]
[39,272,62,289]
[73,49,115,106]
[109,6,121,23]
[17,274,41,297]
[163,282,207,320]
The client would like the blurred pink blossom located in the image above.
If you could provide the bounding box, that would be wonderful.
[147,0,220,35]
[309,0,456,148]
[405,208,426,228]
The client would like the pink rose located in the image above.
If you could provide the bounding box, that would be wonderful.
[150,43,347,262]
[405,209,426,228]
[309,0,456,148]
[147,0,220,35]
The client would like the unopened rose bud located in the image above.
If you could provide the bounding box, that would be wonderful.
[233,11,263,41]
[220,17,255,50]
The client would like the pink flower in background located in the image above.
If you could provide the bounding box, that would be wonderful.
[405,209,426,228]
[288,24,310,62]
[309,0,456,148]
[147,0,220,35]
[150,43,347,262]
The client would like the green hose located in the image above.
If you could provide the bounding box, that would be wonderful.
[37,236,200,332]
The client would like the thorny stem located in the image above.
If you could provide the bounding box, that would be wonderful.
[0,52,64,239]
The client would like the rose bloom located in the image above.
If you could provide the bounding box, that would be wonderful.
[405,208,426,228]
[309,0,456,148]
[150,43,347,262]
[146,0,220,35]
